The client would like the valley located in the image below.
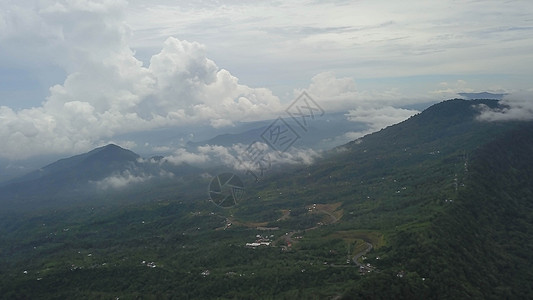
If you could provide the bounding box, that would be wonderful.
[1,99,532,299]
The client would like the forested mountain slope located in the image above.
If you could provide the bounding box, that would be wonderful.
[345,123,533,299]
[1,99,532,299]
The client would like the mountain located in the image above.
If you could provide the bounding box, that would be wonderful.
[232,98,533,298]
[1,99,532,299]
[0,144,203,211]
[8,144,140,184]
[0,144,139,208]
[458,92,507,100]
[186,126,269,149]
[329,100,533,298]
[186,112,368,150]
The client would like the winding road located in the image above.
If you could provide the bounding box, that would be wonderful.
[352,242,373,267]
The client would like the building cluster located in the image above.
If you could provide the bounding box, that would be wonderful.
[245,234,273,248]
[359,256,375,275]
[141,260,157,268]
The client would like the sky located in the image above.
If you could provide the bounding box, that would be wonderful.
[1,0,533,160]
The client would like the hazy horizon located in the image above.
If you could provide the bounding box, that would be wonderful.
[1,0,532,161]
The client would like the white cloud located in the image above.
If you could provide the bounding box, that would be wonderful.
[151,145,172,153]
[2,0,533,160]
[298,72,357,112]
[300,72,422,112]
[93,170,152,190]
[163,148,210,166]
[0,0,283,160]
[345,106,419,139]
[271,148,320,166]
[295,72,419,141]
[476,91,533,122]
[162,143,321,176]
[342,131,367,142]
[431,80,472,99]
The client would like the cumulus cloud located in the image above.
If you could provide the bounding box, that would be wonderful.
[164,144,251,171]
[7,0,529,161]
[297,72,357,112]
[93,170,153,190]
[476,91,533,122]
[163,148,210,166]
[162,143,320,176]
[0,0,283,160]
[271,148,320,166]
[292,71,420,143]
[151,145,172,153]
[299,72,421,112]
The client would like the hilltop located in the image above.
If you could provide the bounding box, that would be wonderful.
[0,144,200,211]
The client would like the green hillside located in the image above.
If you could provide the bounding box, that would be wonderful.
[0,99,532,299]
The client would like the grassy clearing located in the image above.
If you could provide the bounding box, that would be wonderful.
[330,230,385,249]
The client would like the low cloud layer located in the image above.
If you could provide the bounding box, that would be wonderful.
[92,170,153,190]
[163,143,320,176]
[476,91,533,122]
[345,106,419,139]
[87,142,320,190]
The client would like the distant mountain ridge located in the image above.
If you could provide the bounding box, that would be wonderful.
[186,111,368,150]
[0,144,204,210]
[0,99,512,210]
[458,92,506,100]
[5,144,140,185]
[342,98,508,154]
[0,145,142,207]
